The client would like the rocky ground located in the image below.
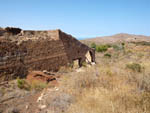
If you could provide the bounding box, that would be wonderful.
[1,41,150,113]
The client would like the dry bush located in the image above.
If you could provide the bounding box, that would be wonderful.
[66,88,149,113]
[60,67,100,95]
[126,63,143,72]
[58,43,150,113]
[17,78,48,91]
[30,80,48,91]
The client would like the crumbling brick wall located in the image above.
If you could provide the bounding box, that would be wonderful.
[0,27,95,82]
[0,39,27,82]
[0,29,69,82]
[22,39,69,71]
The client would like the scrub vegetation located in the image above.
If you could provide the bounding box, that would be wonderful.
[58,42,150,113]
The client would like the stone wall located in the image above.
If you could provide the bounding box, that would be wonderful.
[0,29,69,82]
[22,39,69,71]
[0,39,27,82]
[0,27,95,82]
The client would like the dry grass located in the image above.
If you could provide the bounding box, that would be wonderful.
[58,42,150,113]
[16,78,48,91]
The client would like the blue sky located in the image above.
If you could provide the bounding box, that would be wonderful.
[0,0,150,38]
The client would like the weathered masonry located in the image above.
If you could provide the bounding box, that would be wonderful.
[0,27,95,82]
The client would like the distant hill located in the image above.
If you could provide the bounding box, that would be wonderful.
[82,33,150,44]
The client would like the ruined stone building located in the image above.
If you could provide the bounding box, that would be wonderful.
[0,27,95,82]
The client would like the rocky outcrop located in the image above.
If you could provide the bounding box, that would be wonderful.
[27,71,56,84]
[0,27,95,82]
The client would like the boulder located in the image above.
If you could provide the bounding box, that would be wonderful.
[26,71,56,84]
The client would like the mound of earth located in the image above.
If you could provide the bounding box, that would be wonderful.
[83,33,150,44]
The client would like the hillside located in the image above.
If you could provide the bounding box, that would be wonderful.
[1,31,150,113]
[1,41,150,113]
[82,33,150,44]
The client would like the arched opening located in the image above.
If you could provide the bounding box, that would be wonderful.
[89,51,94,62]
[85,51,93,63]
[73,58,82,68]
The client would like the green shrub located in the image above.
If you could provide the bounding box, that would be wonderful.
[90,43,96,49]
[17,79,25,89]
[104,53,111,58]
[112,45,121,50]
[96,45,109,52]
[121,42,125,46]
[126,63,142,72]
[90,43,112,52]
[112,43,124,51]
[17,79,30,90]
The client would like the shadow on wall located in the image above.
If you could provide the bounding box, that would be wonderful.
[59,30,95,68]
